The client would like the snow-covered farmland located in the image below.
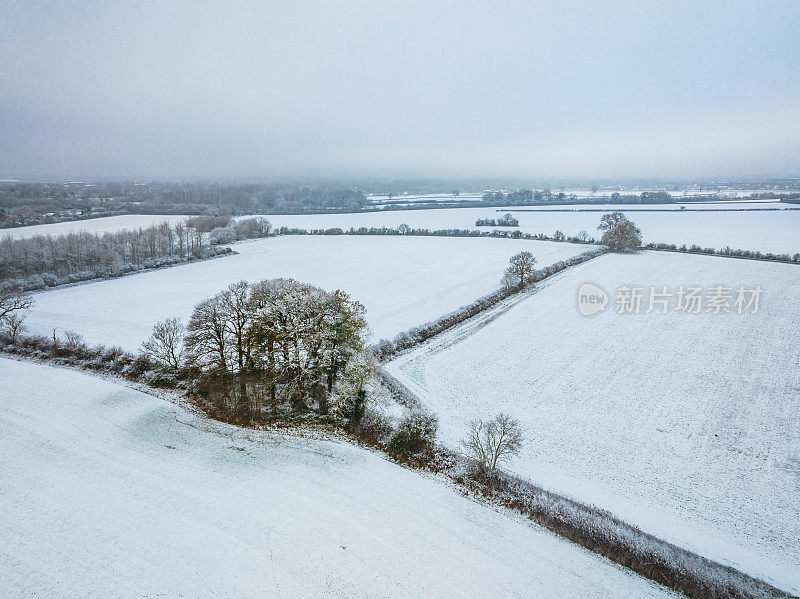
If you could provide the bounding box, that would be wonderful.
[251,203,800,254]
[1,214,191,240]
[24,235,585,351]
[3,201,797,253]
[386,252,800,593]
[0,358,675,598]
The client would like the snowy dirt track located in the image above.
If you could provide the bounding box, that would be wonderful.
[0,358,675,599]
[24,234,586,351]
[386,252,800,594]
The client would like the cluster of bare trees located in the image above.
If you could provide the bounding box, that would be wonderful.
[0,289,32,342]
[142,279,371,417]
[0,221,214,290]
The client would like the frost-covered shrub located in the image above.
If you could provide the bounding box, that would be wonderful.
[24,274,46,290]
[62,330,86,351]
[141,369,179,388]
[123,354,155,379]
[389,411,438,457]
[99,346,126,363]
[352,408,394,446]
[209,225,237,245]
[337,389,367,422]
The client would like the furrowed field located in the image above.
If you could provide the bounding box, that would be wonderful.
[0,358,675,599]
[23,234,587,350]
[250,203,800,255]
[4,207,800,596]
[386,251,800,593]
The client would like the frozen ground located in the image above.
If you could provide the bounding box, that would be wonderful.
[2,214,192,240]
[250,202,800,254]
[24,235,585,351]
[386,252,800,594]
[0,358,675,598]
[4,202,797,253]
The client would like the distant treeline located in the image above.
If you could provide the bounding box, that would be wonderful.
[482,189,675,205]
[0,181,368,228]
[4,214,796,294]
[6,179,800,231]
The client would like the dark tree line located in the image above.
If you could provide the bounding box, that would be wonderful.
[0,181,368,228]
[481,189,676,205]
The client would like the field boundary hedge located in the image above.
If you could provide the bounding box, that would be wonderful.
[377,366,792,599]
[371,246,606,362]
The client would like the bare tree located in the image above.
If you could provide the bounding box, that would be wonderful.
[141,317,185,370]
[504,251,536,288]
[3,313,26,343]
[62,330,85,350]
[0,289,33,321]
[185,295,233,371]
[461,413,523,474]
[218,281,253,405]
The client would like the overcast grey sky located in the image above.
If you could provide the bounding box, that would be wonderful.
[1,1,798,180]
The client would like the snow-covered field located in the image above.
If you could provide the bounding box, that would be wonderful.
[369,192,485,203]
[251,203,800,254]
[0,357,675,598]
[24,235,586,351]
[4,201,797,254]
[386,252,800,593]
[2,214,191,240]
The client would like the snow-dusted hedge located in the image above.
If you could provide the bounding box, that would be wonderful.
[3,247,233,293]
[451,458,789,599]
[270,224,600,244]
[376,369,423,410]
[373,247,606,362]
[208,217,272,245]
[375,367,790,598]
[0,331,179,389]
[645,242,800,264]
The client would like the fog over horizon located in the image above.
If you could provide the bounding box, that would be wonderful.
[1,1,798,181]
